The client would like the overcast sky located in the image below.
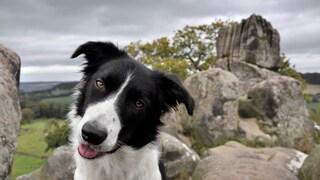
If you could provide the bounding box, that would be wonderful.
[1,0,319,82]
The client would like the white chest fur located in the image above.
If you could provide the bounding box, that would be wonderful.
[74,144,162,180]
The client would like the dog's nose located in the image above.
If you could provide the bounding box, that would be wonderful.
[81,123,108,145]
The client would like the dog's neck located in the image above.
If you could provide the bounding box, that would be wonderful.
[74,143,162,180]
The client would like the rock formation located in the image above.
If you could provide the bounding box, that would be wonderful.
[0,43,21,180]
[40,146,75,180]
[246,76,314,152]
[178,68,241,152]
[217,14,280,69]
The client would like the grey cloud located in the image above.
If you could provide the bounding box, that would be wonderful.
[0,0,319,81]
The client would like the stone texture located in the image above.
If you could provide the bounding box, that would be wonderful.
[247,76,314,152]
[0,43,21,180]
[16,173,37,180]
[201,141,306,178]
[216,14,280,69]
[215,58,278,93]
[192,155,298,180]
[160,132,200,180]
[178,68,241,151]
[298,145,320,180]
[40,146,76,180]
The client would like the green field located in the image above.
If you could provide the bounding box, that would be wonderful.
[11,119,66,179]
[41,96,73,104]
[308,103,320,113]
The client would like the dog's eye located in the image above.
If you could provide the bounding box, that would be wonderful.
[95,79,105,90]
[134,100,145,109]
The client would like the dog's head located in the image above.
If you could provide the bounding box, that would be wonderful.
[69,41,194,159]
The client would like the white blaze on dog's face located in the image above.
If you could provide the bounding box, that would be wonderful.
[76,74,132,154]
[69,42,195,160]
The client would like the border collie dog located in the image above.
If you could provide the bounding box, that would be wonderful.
[68,41,194,180]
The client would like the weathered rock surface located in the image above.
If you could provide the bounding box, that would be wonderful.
[217,14,280,69]
[247,76,314,152]
[0,43,21,180]
[179,68,242,151]
[16,173,37,180]
[40,146,75,180]
[298,145,320,179]
[202,141,307,176]
[192,155,298,180]
[160,132,200,179]
[215,58,278,93]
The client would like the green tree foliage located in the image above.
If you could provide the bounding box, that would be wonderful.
[21,108,34,124]
[44,120,70,152]
[276,53,307,89]
[126,20,228,79]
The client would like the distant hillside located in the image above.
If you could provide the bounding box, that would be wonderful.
[20,82,61,93]
[300,73,320,85]
[20,81,77,100]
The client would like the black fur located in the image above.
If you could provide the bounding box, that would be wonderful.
[71,41,194,178]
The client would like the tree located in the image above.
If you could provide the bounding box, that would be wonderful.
[21,108,34,124]
[126,20,228,79]
[276,53,307,89]
[44,120,70,152]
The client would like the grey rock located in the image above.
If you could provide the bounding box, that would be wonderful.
[192,155,298,180]
[202,141,307,176]
[0,43,21,180]
[40,146,75,180]
[298,145,320,180]
[216,14,280,69]
[16,173,37,180]
[247,76,314,152]
[160,132,200,180]
[215,58,278,93]
[178,68,241,151]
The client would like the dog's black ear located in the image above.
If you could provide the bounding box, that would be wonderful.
[156,73,194,115]
[71,41,127,63]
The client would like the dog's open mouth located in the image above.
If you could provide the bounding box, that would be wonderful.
[78,143,101,159]
[78,143,121,159]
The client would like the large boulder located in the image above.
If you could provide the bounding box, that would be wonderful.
[202,141,307,176]
[160,132,200,179]
[246,76,314,152]
[40,146,75,180]
[298,145,320,179]
[178,68,242,152]
[216,14,280,69]
[0,43,21,180]
[192,155,298,180]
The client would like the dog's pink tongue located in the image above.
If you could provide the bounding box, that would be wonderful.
[78,144,99,159]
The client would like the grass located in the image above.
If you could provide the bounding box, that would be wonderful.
[11,119,66,180]
[41,96,72,104]
[307,102,320,113]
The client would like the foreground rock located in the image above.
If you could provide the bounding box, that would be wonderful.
[40,146,75,180]
[0,43,21,180]
[298,145,320,179]
[192,155,298,180]
[179,68,241,152]
[160,132,200,179]
[202,141,307,176]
